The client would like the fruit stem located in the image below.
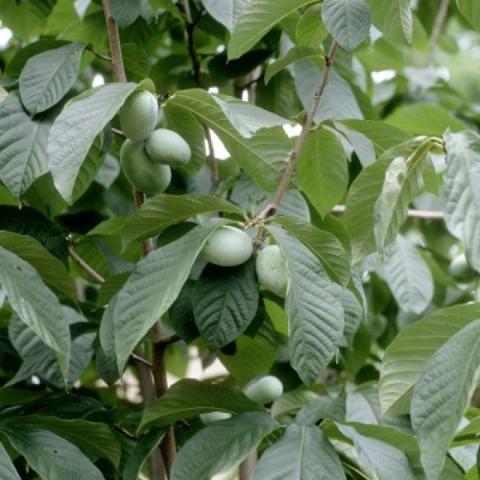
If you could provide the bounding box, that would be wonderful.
[101,1,174,478]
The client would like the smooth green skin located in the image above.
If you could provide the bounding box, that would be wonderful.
[145,128,192,167]
[244,376,284,405]
[199,411,232,425]
[449,253,475,281]
[256,245,288,298]
[120,139,171,195]
[201,226,253,267]
[119,90,158,141]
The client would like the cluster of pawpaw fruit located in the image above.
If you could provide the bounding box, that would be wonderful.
[119,90,192,195]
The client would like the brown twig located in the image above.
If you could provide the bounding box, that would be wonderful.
[101,2,172,478]
[330,205,445,220]
[68,246,106,284]
[131,352,153,369]
[112,127,126,138]
[426,0,450,66]
[247,41,338,228]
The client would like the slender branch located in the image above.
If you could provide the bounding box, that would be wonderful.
[131,353,153,368]
[101,2,171,478]
[330,205,445,220]
[426,0,450,66]
[112,127,126,138]
[248,41,338,227]
[204,127,219,182]
[86,46,112,62]
[68,246,106,284]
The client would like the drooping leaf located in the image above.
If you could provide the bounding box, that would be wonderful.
[48,82,137,202]
[122,194,244,249]
[19,42,85,114]
[1,427,104,480]
[412,320,480,480]
[170,412,277,480]
[0,94,51,199]
[322,0,370,51]
[268,226,344,385]
[193,259,259,349]
[0,442,20,480]
[443,131,480,272]
[252,424,345,480]
[139,379,264,431]
[298,127,349,217]
[201,0,248,32]
[228,0,318,59]
[0,231,75,299]
[101,220,225,373]
[0,247,70,378]
[379,303,480,415]
[296,5,328,48]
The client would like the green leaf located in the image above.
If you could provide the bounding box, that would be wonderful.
[366,0,412,45]
[322,0,370,51]
[9,415,121,468]
[0,231,75,299]
[338,287,364,345]
[296,5,328,48]
[380,235,433,314]
[123,429,165,480]
[268,226,344,385]
[0,247,70,378]
[101,220,225,373]
[122,194,244,248]
[201,0,248,32]
[110,0,141,27]
[0,94,51,199]
[443,131,480,272]
[19,43,85,114]
[379,303,480,415]
[386,103,468,136]
[2,426,104,480]
[457,0,480,29]
[298,127,349,217]
[193,259,259,349]
[0,442,20,480]
[48,82,137,203]
[170,412,277,480]
[252,424,345,479]
[228,0,317,59]
[139,378,264,431]
[271,389,318,418]
[165,89,290,191]
[412,320,480,480]
[265,46,322,84]
[272,216,351,286]
[373,138,435,251]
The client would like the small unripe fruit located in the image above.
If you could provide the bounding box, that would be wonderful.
[256,245,288,297]
[199,411,231,425]
[201,226,253,267]
[119,90,158,141]
[120,139,171,194]
[244,375,283,404]
[145,128,192,167]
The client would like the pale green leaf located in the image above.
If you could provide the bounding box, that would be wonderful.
[296,5,328,48]
[322,0,370,51]
[228,0,318,59]
[412,320,480,480]
[201,0,248,32]
[171,412,277,480]
[19,43,85,114]
[48,82,137,203]
[457,0,480,29]
[252,424,345,480]
[366,0,413,45]
[379,303,480,415]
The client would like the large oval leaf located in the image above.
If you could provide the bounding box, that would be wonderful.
[0,442,20,480]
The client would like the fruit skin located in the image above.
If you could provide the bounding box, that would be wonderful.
[201,226,253,267]
[119,90,158,141]
[145,128,192,167]
[199,411,231,425]
[256,245,288,297]
[120,139,171,194]
[244,376,283,404]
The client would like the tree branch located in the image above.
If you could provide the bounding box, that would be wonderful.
[426,0,450,66]
[68,246,106,284]
[330,205,445,220]
[101,2,172,478]
[248,41,338,227]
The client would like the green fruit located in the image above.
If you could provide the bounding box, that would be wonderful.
[120,139,171,194]
[119,90,158,141]
[256,245,288,297]
[145,128,192,167]
[199,411,231,425]
[244,375,283,404]
[201,226,253,267]
[449,253,475,281]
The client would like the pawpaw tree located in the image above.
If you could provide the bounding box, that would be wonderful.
[0,0,480,479]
